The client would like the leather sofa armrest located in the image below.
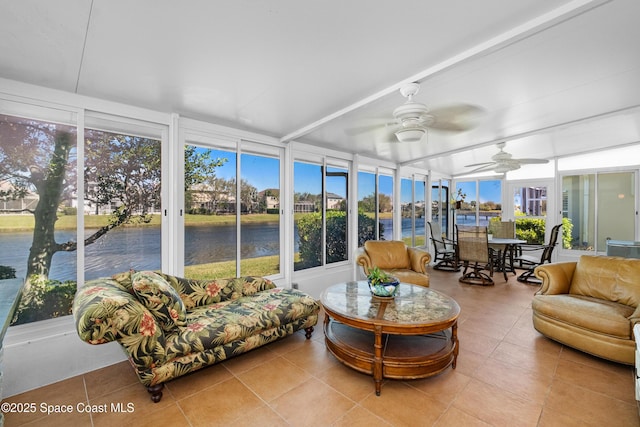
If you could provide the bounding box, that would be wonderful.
[629,307,640,329]
[408,247,431,274]
[355,247,373,276]
[534,261,577,295]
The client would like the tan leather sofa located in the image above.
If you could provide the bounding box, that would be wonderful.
[533,255,640,365]
[355,240,431,287]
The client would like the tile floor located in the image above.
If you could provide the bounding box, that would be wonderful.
[4,269,639,426]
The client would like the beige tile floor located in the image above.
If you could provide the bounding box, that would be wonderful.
[4,268,639,426]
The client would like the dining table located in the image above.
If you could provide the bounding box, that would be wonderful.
[488,238,527,280]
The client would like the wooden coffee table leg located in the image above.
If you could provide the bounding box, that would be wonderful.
[373,324,383,395]
[452,322,458,369]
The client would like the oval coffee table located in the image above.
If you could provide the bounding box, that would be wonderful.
[320,281,460,395]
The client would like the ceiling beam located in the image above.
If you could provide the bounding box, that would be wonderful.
[279,0,612,144]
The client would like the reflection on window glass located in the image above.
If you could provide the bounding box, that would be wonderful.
[378,174,393,240]
[184,146,236,278]
[294,161,322,270]
[0,114,77,324]
[240,153,280,276]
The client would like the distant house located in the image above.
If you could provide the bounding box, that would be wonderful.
[0,180,38,214]
[326,192,345,210]
[259,189,280,211]
[294,201,315,213]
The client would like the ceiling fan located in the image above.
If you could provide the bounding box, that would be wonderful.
[464,142,549,173]
[346,82,484,143]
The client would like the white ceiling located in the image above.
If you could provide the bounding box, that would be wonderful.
[1,0,639,176]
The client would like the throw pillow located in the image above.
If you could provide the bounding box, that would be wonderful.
[132,270,187,333]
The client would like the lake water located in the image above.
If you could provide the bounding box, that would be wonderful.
[0,217,433,281]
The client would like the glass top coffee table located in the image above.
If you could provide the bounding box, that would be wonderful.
[320,281,460,395]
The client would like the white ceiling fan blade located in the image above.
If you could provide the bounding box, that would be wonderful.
[428,104,485,132]
[514,158,549,164]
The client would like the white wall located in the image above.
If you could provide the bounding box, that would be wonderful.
[4,316,126,397]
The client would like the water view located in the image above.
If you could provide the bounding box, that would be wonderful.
[1,217,444,281]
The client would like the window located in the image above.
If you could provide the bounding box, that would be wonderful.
[357,171,378,241]
[184,146,237,278]
[357,170,395,243]
[326,166,348,263]
[562,171,636,251]
[431,179,451,238]
[378,173,394,240]
[84,127,162,280]
[0,112,77,324]
[401,176,426,246]
[240,152,280,276]
[455,181,477,226]
[294,160,349,271]
[455,179,501,227]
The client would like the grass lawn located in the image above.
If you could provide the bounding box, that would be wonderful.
[0,213,282,232]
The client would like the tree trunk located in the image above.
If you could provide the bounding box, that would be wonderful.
[25,131,72,280]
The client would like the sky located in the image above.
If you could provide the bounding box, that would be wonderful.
[197,147,502,203]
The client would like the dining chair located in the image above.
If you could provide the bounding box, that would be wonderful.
[515,223,563,284]
[489,220,517,278]
[491,220,515,238]
[427,221,459,271]
[456,225,494,285]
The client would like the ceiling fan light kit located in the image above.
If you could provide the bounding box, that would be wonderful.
[395,127,425,143]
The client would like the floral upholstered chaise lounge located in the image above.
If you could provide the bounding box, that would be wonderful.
[73,270,320,402]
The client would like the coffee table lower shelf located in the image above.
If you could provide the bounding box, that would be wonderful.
[323,319,457,395]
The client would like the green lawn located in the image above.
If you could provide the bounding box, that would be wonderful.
[0,213,282,232]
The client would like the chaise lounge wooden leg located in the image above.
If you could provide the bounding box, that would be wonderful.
[147,383,164,403]
[304,326,314,339]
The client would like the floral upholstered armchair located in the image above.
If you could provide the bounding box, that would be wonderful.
[73,270,320,402]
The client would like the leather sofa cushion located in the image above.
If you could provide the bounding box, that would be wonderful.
[533,294,634,338]
[364,240,410,270]
[570,255,640,308]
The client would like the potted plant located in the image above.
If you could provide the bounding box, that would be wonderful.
[367,266,400,297]
[452,189,466,210]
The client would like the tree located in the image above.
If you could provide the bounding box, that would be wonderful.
[295,211,382,269]
[0,117,76,280]
[0,116,225,323]
[184,145,226,210]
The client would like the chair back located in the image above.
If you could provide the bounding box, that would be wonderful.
[457,225,489,263]
[427,221,446,251]
[492,220,515,238]
[541,224,562,263]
